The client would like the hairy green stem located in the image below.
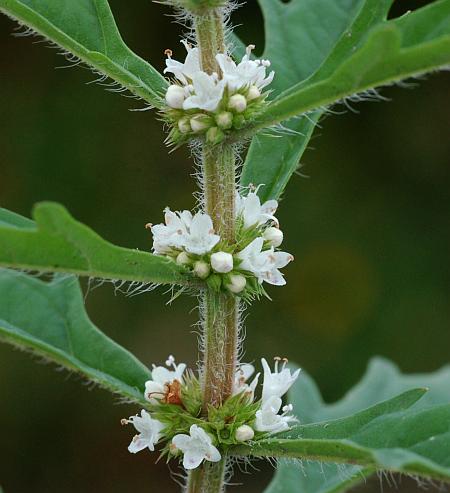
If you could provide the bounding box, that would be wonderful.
[187,143,238,493]
[186,7,237,493]
[194,9,225,75]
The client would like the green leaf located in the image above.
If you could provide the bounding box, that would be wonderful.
[0,0,168,107]
[0,204,191,285]
[0,268,150,404]
[240,0,450,202]
[240,0,384,201]
[257,0,450,131]
[262,357,450,492]
[242,402,450,482]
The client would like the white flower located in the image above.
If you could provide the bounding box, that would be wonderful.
[183,212,220,255]
[183,72,226,112]
[236,191,279,229]
[216,45,275,91]
[151,208,192,254]
[235,424,255,442]
[237,237,293,286]
[125,410,164,453]
[233,363,260,400]
[211,251,234,273]
[165,84,186,109]
[172,425,221,470]
[261,357,300,404]
[254,396,296,434]
[263,227,283,248]
[145,355,186,405]
[164,40,201,85]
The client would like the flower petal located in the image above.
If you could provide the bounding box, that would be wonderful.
[183,450,205,470]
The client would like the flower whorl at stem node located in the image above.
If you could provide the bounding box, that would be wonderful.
[162,42,274,147]
[123,357,300,469]
[147,188,293,297]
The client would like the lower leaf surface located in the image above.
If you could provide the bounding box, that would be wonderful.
[0,268,150,404]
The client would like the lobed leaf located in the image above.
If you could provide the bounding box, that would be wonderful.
[240,0,382,202]
[256,0,450,131]
[239,402,450,482]
[240,0,450,202]
[262,357,450,492]
[0,204,191,285]
[0,0,168,107]
[0,268,150,404]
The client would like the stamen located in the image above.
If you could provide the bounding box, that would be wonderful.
[274,356,281,372]
[164,48,173,58]
[145,223,152,229]
[166,355,176,367]
[120,418,129,425]
[282,404,293,414]
[246,44,256,57]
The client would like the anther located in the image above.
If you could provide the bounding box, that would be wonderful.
[145,223,152,229]
[164,48,173,58]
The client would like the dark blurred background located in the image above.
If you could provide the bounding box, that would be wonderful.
[0,1,449,492]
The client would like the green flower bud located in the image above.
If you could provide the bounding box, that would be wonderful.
[190,114,213,133]
[193,260,211,279]
[206,274,222,292]
[178,117,192,134]
[226,274,247,294]
[233,114,246,129]
[176,251,191,266]
[206,127,225,145]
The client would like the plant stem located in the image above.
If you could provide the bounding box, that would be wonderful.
[187,144,238,493]
[186,7,237,493]
[201,143,237,408]
[194,9,225,75]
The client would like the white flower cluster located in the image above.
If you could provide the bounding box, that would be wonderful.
[163,42,274,144]
[150,189,293,293]
[123,355,300,470]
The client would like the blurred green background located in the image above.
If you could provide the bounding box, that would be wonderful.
[0,1,449,492]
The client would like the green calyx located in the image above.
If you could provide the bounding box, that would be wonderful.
[150,375,260,461]
[160,216,271,300]
[163,86,268,148]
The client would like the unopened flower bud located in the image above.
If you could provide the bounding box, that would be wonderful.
[176,251,191,266]
[178,117,191,134]
[206,126,225,145]
[235,424,254,442]
[233,114,246,129]
[247,85,261,101]
[226,274,247,294]
[165,85,186,109]
[206,274,223,292]
[263,227,283,247]
[194,260,211,279]
[229,94,247,113]
[190,114,212,133]
[216,111,233,130]
[210,251,233,273]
